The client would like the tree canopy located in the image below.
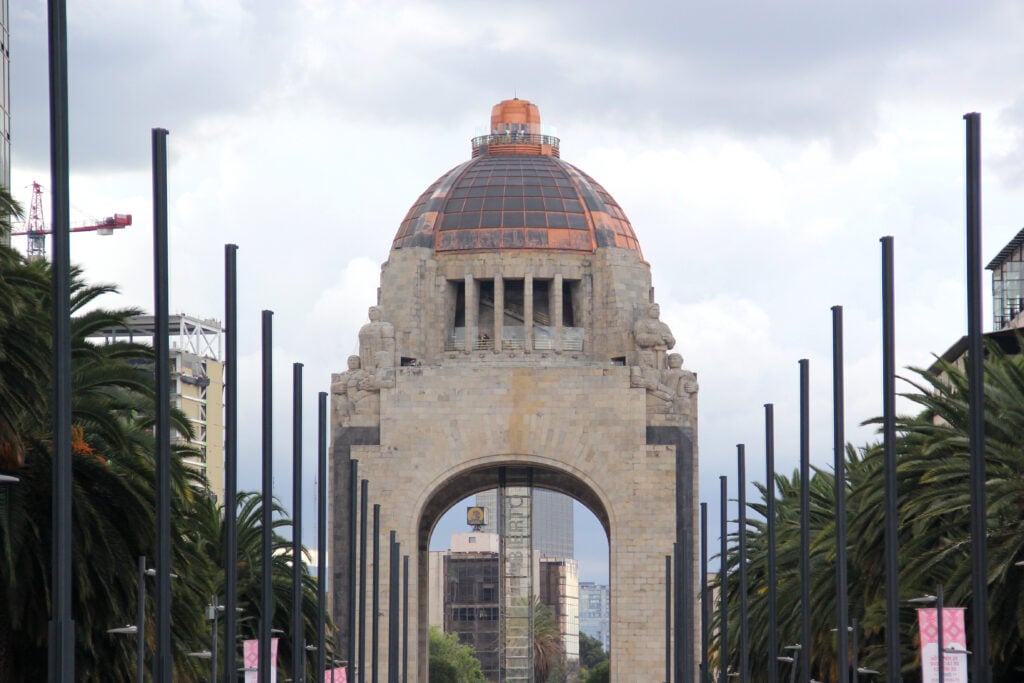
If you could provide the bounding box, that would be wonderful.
[713,340,1024,680]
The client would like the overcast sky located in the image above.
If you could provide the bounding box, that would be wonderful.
[9,1,1024,585]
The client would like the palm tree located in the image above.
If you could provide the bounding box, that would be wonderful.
[0,184,22,244]
[0,256,210,680]
[533,597,564,682]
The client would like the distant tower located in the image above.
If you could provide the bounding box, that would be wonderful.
[1,0,11,248]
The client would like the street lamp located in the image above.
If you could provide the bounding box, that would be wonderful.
[778,645,800,683]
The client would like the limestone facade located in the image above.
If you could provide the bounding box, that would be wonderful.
[328,99,699,682]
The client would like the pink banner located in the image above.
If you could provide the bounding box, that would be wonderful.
[917,607,968,683]
[323,667,349,683]
[243,638,280,683]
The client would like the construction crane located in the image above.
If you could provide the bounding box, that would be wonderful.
[10,181,132,260]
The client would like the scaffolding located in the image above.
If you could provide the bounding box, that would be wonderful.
[499,468,533,682]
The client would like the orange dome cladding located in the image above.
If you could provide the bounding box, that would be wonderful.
[392,99,642,255]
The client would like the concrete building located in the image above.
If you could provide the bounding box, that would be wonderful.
[579,582,611,654]
[538,557,580,663]
[474,488,574,560]
[93,314,225,501]
[429,533,576,681]
[331,98,699,682]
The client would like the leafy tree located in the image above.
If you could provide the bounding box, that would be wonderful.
[578,631,607,670]
[429,625,485,683]
[583,660,609,683]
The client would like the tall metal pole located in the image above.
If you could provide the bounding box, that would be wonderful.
[318,392,328,683]
[832,306,850,683]
[937,583,945,683]
[765,404,778,683]
[372,504,381,683]
[349,461,359,683]
[224,244,239,683]
[359,479,369,683]
[737,445,749,683]
[46,1,74,680]
[152,127,173,683]
[389,533,400,683]
[881,236,901,682]
[666,553,673,683]
[211,595,219,683]
[292,363,305,683]
[964,111,991,683]
[851,618,859,683]
[260,310,274,683]
[137,557,146,683]
[402,554,409,683]
[700,503,709,683]
[799,359,811,683]
[719,476,728,683]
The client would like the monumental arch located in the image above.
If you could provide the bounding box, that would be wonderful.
[330,99,698,682]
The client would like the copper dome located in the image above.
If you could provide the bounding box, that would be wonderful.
[391,99,641,255]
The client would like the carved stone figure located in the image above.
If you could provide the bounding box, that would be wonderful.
[358,306,396,371]
[351,350,396,416]
[660,353,698,415]
[330,354,362,422]
[633,302,675,369]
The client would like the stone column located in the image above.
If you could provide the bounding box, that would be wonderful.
[524,274,533,353]
[494,274,504,353]
[464,274,475,353]
[553,273,563,352]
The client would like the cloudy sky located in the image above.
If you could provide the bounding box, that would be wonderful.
[9,1,1024,585]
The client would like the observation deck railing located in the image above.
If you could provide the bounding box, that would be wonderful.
[471,133,561,157]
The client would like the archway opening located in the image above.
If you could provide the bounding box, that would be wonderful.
[421,463,612,682]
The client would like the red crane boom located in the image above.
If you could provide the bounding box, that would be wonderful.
[10,182,132,260]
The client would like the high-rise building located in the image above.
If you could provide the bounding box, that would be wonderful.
[93,314,225,501]
[579,581,611,653]
[474,488,574,560]
[539,557,580,662]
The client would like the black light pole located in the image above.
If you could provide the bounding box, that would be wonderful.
[389,533,400,683]
[137,556,146,683]
[318,392,328,683]
[359,479,369,683]
[402,554,409,683]
[737,445,749,683]
[260,310,274,683]
[372,504,381,683]
[799,359,810,683]
[964,111,991,683]
[46,1,74,680]
[348,460,359,683]
[937,584,945,683]
[833,306,850,683]
[765,404,778,683]
[700,503,709,683]
[881,236,901,682]
[153,128,173,683]
[224,244,239,683]
[292,363,305,683]
[666,552,672,683]
[719,476,728,683]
